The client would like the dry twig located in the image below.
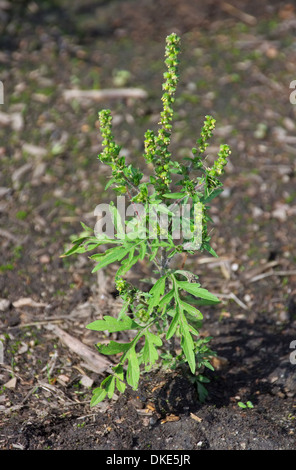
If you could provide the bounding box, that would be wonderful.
[214,292,248,310]
[63,88,147,102]
[45,324,111,374]
[220,2,257,25]
[249,270,296,283]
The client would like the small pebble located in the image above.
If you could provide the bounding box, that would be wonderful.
[40,254,50,264]
[0,299,11,311]
[80,375,94,388]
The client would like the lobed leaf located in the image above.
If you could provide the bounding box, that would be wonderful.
[159,289,174,309]
[147,276,167,313]
[97,340,132,355]
[166,308,180,340]
[142,331,162,368]
[126,347,140,390]
[116,253,141,277]
[176,280,220,303]
[91,246,130,272]
[179,300,203,319]
[86,315,139,333]
[202,187,224,203]
[179,312,196,374]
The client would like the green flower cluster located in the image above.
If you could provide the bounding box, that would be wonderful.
[144,33,181,193]
[196,115,216,155]
[115,276,150,323]
[159,32,180,137]
[115,276,139,304]
[98,109,143,194]
[98,109,121,164]
[178,116,230,201]
[190,115,217,173]
[207,144,231,178]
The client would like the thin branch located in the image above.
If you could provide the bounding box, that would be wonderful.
[214,292,248,310]
[249,270,296,283]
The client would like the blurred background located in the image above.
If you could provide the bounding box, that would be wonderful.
[0,0,295,322]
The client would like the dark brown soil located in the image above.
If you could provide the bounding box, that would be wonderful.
[0,0,296,451]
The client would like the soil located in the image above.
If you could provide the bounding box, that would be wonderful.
[1,0,296,451]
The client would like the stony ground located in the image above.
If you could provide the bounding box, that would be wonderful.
[0,0,296,450]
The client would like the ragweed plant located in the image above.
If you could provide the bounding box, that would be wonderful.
[63,33,231,406]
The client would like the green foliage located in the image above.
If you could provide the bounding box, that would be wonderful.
[238,401,254,409]
[63,33,231,406]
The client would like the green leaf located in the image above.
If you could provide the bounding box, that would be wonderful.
[159,289,174,309]
[91,235,123,244]
[99,375,116,399]
[114,365,126,394]
[62,236,103,257]
[238,402,247,409]
[179,300,203,319]
[117,300,130,320]
[176,281,220,303]
[81,243,102,252]
[197,381,208,403]
[89,252,106,261]
[182,295,219,306]
[86,315,139,333]
[203,242,218,258]
[179,313,196,374]
[162,192,186,199]
[203,360,215,371]
[70,235,92,245]
[150,204,174,216]
[166,308,180,340]
[80,221,92,232]
[139,241,147,260]
[106,376,115,399]
[187,322,200,337]
[90,386,107,407]
[105,177,116,190]
[126,347,140,390]
[148,276,166,313]
[174,269,198,280]
[176,279,200,290]
[109,202,125,238]
[142,331,162,368]
[197,374,210,384]
[158,240,175,248]
[149,243,159,262]
[97,340,132,355]
[91,246,130,272]
[62,242,85,257]
[202,187,224,203]
[128,247,135,262]
[117,255,140,277]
